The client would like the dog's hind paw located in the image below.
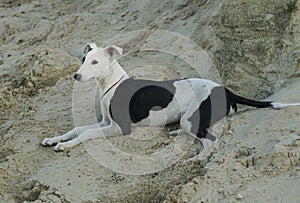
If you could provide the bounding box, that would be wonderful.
[183,138,218,165]
[182,153,209,165]
[169,129,184,136]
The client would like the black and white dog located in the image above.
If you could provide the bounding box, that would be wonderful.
[42,43,300,161]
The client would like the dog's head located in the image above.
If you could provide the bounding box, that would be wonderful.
[74,43,123,82]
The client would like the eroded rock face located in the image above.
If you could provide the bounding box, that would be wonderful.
[23,49,80,89]
[192,0,299,99]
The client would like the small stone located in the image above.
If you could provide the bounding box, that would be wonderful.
[227,129,233,135]
[216,157,225,164]
[236,193,244,200]
[217,187,224,193]
[227,190,233,195]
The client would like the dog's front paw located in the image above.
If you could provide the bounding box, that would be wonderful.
[54,138,80,152]
[42,137,58,146]
[54,142,67,151]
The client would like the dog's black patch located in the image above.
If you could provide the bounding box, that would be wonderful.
[84,44,93,53]
[188,86,229,140]
[188,86,273,140]
[129,85,174,123]
[109,78,177,135]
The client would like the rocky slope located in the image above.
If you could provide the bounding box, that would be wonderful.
[0,0,299,202]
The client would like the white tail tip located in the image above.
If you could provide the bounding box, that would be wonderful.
[271,102,300,109]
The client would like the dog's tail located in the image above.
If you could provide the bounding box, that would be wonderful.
[225,88,300,109]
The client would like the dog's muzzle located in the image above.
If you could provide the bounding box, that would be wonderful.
[74,73,82,81]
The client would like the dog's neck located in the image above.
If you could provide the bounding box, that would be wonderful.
[97,59,129,96]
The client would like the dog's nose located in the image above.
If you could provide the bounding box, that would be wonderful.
[74,73,82,81]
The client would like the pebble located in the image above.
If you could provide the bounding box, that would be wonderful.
[216,157,225,164]
[236,193,244,200]
[217,187,224,193]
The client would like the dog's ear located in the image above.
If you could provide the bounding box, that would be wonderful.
[104,45,123,58]
[83,43,97,54]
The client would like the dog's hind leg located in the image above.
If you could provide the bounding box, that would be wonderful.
[182,127,218,164]
[179,104,219,163]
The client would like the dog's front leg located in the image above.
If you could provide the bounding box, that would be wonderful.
[98,101,110,127]
[54,124,122,151]
[42,128,78,146]
[42,123,102,146]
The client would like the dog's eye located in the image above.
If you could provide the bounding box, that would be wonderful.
[91,60,98,65]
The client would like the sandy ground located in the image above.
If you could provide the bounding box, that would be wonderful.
[0,0,300,202]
